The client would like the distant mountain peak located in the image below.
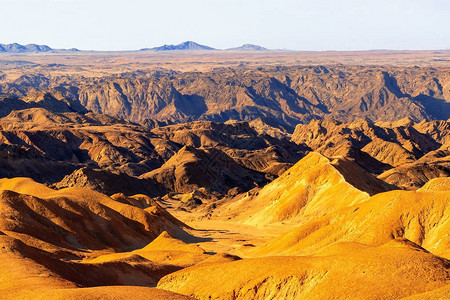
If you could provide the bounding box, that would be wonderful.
[0,43,52,53]
[142,41,215,51]
[0,43,79,53]
[227,44,269,51]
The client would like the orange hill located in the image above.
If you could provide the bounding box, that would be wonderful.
[158,239,449,300]
[215,152,395,226]
[250,177,450,259]
[0,178,201,298]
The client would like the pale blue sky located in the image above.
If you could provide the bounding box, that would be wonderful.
[0,0,449,51]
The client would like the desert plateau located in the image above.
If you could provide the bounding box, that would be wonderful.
[1,1,450,298]
[0,46,447,299]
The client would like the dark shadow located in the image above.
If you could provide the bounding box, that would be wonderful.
[382,72,450,120]
[175,93,208,118]
[414,95,450,120]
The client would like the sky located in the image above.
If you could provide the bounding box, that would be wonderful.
[0,0,449,51]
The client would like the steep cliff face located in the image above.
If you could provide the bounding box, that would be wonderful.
[1,65,449,127]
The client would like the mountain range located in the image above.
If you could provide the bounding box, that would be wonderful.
[0,41,270,53]
[1,65,448,128]
[140,41,270,51]
[0,102,447,197]
[0,43,79,53]
[141,41,216,51]
[0,121,448,298]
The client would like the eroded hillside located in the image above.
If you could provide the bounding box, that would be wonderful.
[0,65,449,127]
[0,166,448,299]
[0,108,305,197]
[0,51,449,299]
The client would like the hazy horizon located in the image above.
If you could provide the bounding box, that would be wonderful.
[0,0,449,51]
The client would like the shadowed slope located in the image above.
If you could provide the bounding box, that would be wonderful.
[35,287,193,300]
[291,118,442,175]
[87,231,210,268]
[56,167,166,197]
[150,120,304,175]
[3,65,449,126]
[142,145,267,194]
[0,108,179,185]
[0,109,304,196]
[0,236,191,299]
[378,142,450,189]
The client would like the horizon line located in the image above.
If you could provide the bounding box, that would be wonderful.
[1,41,450,53]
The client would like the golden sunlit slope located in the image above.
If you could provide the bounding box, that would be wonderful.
[0,177,187,256]
[361,137,416,166]
[401,285,450,300]
[250,177,450,258]
[0,228,194,299]
[87,231,210,268]
[33,286,193,300]
[0,177,202,298]
[158,239,449,300]
[417,177,450,192]
[217,152,394,226]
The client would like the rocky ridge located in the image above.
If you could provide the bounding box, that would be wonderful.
[0,65,448,127]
